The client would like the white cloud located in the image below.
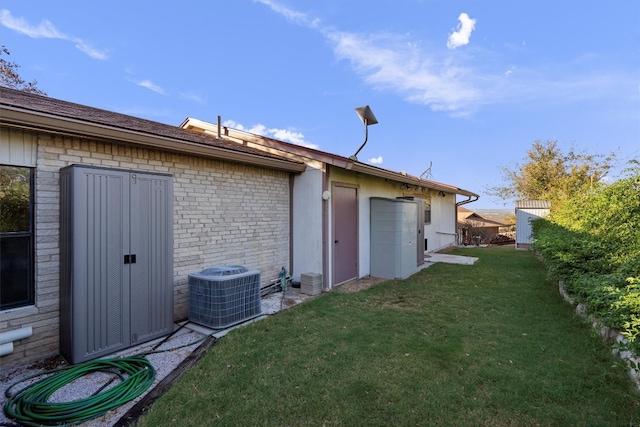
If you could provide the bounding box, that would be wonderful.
[259,2,634,117]
[254,0,321,29]
[180,91,207,104]
[257,1,481,114]
[223,119,318,149]
[327,30,480,113]
[137,80,166,95]
[0,9,109,60]
[369,156,383,164]
[447,13,476,49]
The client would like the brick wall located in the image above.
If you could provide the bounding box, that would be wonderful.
[1,131,291,368]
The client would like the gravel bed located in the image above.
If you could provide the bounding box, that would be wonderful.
[1,289,314,426]
[1,327,205,427]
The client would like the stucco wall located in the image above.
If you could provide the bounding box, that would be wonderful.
[1,130,290,367]
[326,167,457,286]
[427,193,457,252]
[291,166,324,280]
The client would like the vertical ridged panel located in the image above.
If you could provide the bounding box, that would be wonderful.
[130,174,173,343]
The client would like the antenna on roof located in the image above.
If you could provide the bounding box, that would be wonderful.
[350,105,378,161]
[420,161,433,180]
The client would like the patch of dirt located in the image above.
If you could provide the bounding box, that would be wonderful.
[0,355,66,382]
[333,276,387,293]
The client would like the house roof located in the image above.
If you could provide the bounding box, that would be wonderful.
[181,117,480,198]
[0,88,306,173]
[515,200,551,209]
[457,206,511,228]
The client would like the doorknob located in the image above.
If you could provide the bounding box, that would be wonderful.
[335,240,339,243]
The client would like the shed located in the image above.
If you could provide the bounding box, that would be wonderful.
[515,200,551,250]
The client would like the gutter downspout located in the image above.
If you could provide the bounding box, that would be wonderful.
[456,194,479,207]
[455,194,480,245]
[322,165,330,291]
[289,173,295,276]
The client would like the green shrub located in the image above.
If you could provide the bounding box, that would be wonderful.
[531,173,640,351]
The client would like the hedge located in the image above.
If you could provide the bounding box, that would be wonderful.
[531,172,640,351]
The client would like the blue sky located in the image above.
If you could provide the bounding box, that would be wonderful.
[1,1,638,209]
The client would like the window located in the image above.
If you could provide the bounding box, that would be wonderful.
[424,198,431,224]
[0,165,34,310]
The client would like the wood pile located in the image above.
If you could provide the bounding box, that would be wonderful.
[489,234,516,245]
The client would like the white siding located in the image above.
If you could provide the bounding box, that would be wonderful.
[515,207,550,249]
[425,193,457,252]
[0,128,37,166]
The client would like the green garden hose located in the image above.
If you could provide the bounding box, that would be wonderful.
[3,327,216,426]
[3,356,155,426]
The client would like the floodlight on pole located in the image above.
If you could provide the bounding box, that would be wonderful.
[350,105,378,161]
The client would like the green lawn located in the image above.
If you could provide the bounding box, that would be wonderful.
[136,246,639,426]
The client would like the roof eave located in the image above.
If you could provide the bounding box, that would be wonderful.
[1,106,306,173]
[181,117,479,197]
[182,117,352,169]
[350,162,478,197]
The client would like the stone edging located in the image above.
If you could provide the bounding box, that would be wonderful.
[558,281,640,392]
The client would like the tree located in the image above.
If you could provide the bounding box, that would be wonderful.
[0,166,31,232]
[0,45,47,95]
[487,140,615,210]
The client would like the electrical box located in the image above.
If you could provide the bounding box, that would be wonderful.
[370,197,418,280]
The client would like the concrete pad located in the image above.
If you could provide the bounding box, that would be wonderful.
[424,253,478,265]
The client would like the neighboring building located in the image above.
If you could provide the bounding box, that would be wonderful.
[456,206,511,245]
[515,200,551,250]
[0,88,479,367]
[181,118,479,287]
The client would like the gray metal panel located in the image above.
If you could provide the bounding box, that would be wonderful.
[370,198,418,280]
[59,168,73,361]
[414,198,425,265]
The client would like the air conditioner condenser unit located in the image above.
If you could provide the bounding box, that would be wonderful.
[188,265,262,329]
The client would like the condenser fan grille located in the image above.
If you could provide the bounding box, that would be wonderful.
[188,266,261,329]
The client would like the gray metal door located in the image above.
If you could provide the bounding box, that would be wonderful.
[397,197,425,265]
[332,184,358,285]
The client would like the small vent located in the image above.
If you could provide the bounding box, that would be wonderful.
[188,265,261,329]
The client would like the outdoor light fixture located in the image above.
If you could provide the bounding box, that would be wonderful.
[350,105,378,161]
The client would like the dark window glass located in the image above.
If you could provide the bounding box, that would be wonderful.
[424,198,432,224]
[0,165,34,310]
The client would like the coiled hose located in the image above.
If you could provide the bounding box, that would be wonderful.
[3,356,155,426]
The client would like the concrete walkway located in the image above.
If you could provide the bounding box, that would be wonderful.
[423,252,479,266]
